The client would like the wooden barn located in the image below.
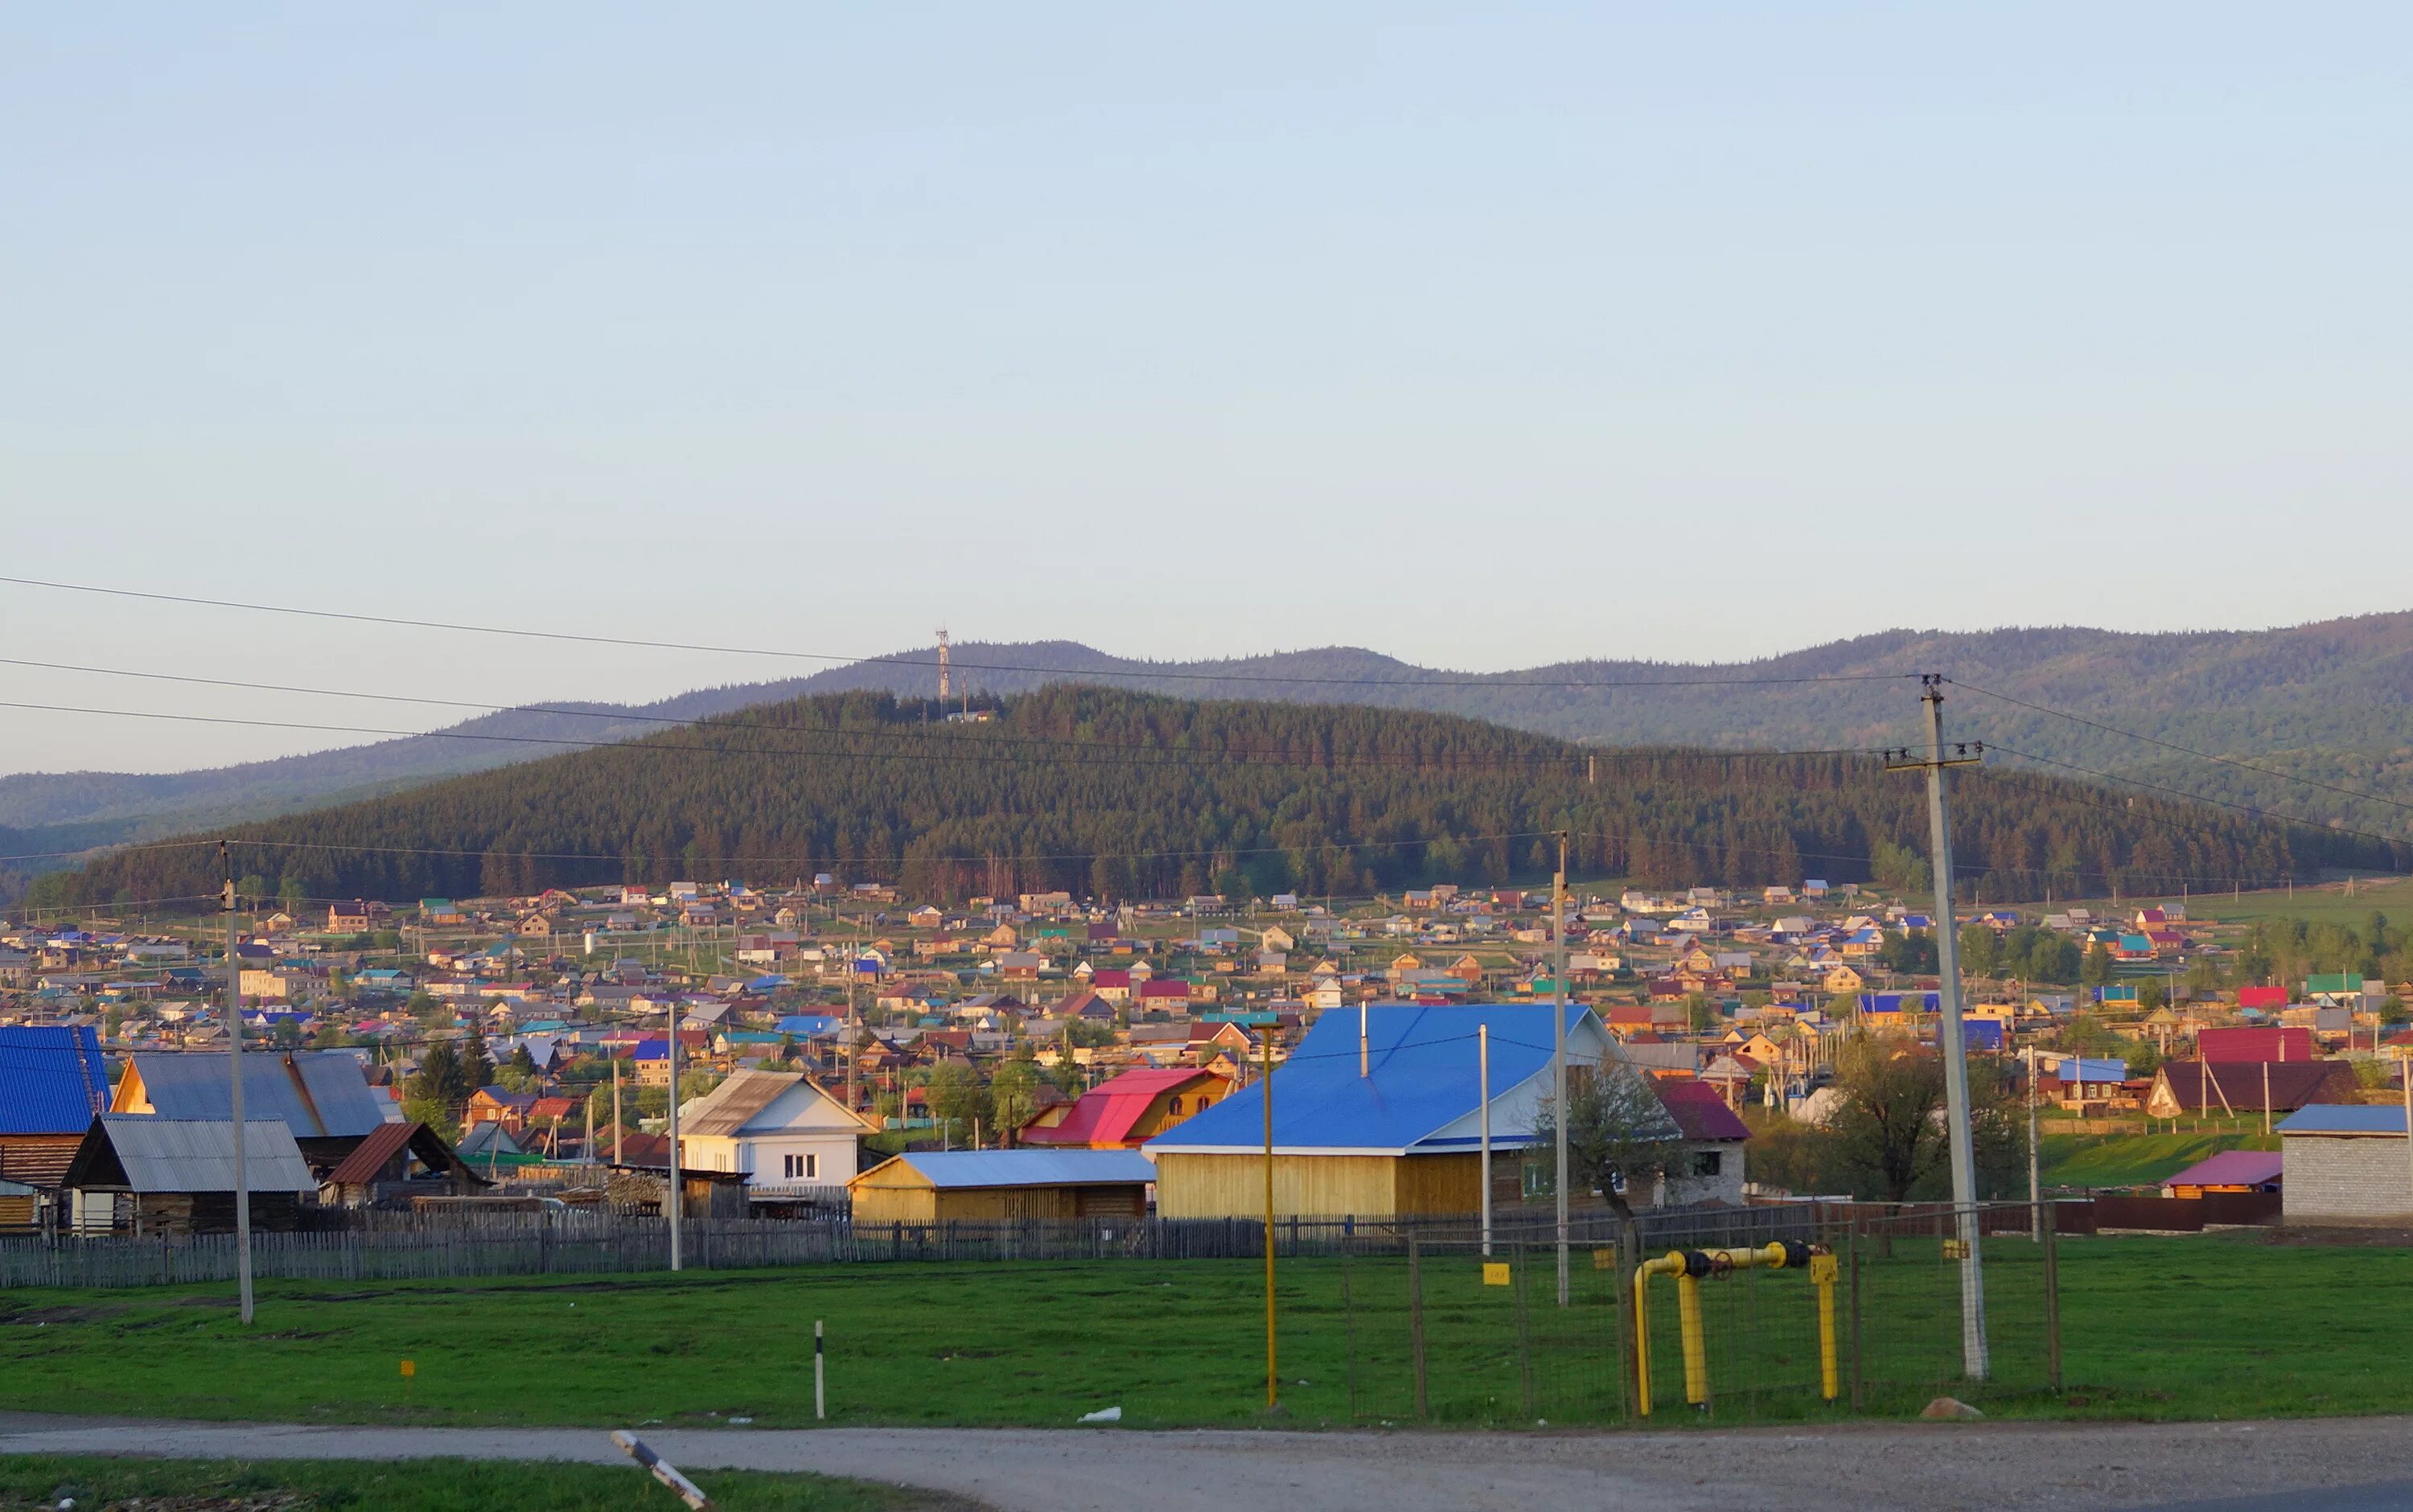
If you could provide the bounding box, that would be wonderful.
[318,1120,487,1208]
[1145,1003,1616,1220]
[848,1149,1156,1225]
[63,1116,319,1236]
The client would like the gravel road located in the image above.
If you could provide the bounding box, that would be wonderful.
[5,1412,2410,1511]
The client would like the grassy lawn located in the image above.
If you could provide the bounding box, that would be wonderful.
[0,1455,955,1511]
[0,1235,2407,1432]
[2181,876,2413,928]
[2041,1132,2279,1189]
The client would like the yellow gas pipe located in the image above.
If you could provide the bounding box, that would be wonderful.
[1634,1241,1836,1415]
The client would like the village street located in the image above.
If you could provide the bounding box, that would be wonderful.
[3,1412,2409,1510]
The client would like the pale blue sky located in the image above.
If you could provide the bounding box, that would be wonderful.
[4,4,2411,772]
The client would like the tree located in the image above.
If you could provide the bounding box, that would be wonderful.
[1685,993,1716,1033]
[1819,1034,2020,1203]
[2137,978,2168,1011]
[2081,942,2117,988]
[406,1042,471,1139]
[460,1026,495,1092]
[1958,924,2000,980]
[924,1062,993,1143]
[1529,1062,1683,1218]
[989,1061,1041,1144]
[1880,931,1938,975]
[277,876,306,915]
[506,1043,539,1081]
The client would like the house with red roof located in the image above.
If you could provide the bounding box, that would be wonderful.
[1655,1079,1751,1206]
[1019,1066,1237,1149]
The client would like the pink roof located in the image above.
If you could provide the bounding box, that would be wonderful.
[1022,1067,1213,1148]
[1657,1079,1751,1142]
[1091,970,1133,988]
[1138,979,1190,996]
[2161,1150,2284,1190]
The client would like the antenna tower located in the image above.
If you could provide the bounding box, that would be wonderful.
[935,627,951,701]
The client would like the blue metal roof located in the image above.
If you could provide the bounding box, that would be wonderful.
[125,1050,386,1137]
[776,1015,844,1037]
[882,1149,1157,1189]
[2279,1104,2408,1136]
[0,1025,109,1136]
[1145,1002,1592,1157]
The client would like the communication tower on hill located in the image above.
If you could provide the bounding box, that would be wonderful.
[935,627,951,701]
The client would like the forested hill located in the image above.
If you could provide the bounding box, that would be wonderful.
[41,689,2403,911]
[13,611,2413,858]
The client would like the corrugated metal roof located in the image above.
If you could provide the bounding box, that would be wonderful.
[870,1150,1157,1189]
[1022,1068,1219,1148]
[79,1116,316,1194]
[1658,1079,1749,1141]
[2279,1104,2408,1136]
[124,1051,387,1136]
[2160,1150,2285,1188]
[0,1025,109,1136]
[680,1069,804,1137]
[1145,1002,1596,1156]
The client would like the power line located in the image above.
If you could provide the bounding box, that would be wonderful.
[1945,676,2413,816]
[1980,743,2411,854]
[0,576,1914,690]
[0,698,1883,779]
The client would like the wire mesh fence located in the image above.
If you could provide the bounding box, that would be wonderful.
[0,1199,2075,1428]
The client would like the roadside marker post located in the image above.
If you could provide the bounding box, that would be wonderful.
[815,1319,826,1421]
[400,1358,413,1407]
[613,1431,714,1510]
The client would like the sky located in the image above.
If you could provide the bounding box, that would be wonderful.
[4,4,2411,774]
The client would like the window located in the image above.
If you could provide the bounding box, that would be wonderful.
[1168,1095,1184,1116]
[1691,1150,1723,1178]
[1194,1096,1210,1112]
[781,1153,819,1181]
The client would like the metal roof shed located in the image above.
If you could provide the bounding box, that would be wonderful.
[63,1116,316,1238]
[849,1149,1156,1226]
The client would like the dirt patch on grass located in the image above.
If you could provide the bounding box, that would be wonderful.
[0,1305,127,1326]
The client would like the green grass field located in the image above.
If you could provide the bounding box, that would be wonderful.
[2,1234,2409,1432]
[0,1455,950,1511]
[2175,876,2413,928]
[2041,1132,2279,1189]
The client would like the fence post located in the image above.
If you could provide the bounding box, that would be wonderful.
[1848,1222,1864,1414]
[1339,1236,1358,1421]
[2042,1201,2062,1395]
[1614,1220,1637,1424]
[1408,1235,1428,1420]
[1513,1240,1535,1421]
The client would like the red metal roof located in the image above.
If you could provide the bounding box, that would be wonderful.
[1020,1067,1216,1148]
[1657,1079,1750,1141]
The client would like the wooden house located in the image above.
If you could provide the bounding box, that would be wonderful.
[1148,1003,1617,1220]
[319,1121,487,1208]
[0,1026,110,1202]
[111,1050,388,1179]
[848,1149,1156,1225]
[63,1116,317,1236]
[1018,1067,1236,1149]
[675,1069,876,1195]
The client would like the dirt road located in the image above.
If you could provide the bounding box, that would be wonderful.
[4,1412,2408,1510]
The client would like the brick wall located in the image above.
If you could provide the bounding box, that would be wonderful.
[2282,1134,2413,1224]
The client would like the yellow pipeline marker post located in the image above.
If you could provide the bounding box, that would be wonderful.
[1633,1243,1833,1417]
[1810,1251,1841,1402]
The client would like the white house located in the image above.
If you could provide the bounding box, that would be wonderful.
[676,1070,876,1197]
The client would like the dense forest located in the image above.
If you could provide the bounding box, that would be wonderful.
[13,611,2413,859]
[34,688,2407,910]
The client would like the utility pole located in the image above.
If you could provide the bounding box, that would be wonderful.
[221,842,253,1325]
[612,1051,624,1165]
[1479,1022,1492,1259]
[666,996,683,1272]
[1552,830,1569,1308]
[2025,1044,2042,1244]
[1884,677,1989,1380]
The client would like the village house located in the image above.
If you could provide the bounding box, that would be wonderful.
[2278,1106,2412,1225]
[674,1068,876,1195]
[1148,1003,1618,1220]
[64,1116,318,1236]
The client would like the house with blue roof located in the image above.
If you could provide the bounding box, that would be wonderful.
[2277,1104,2410,1226]
[1148,1003,1623,1219]
[0,1025,111,1198]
